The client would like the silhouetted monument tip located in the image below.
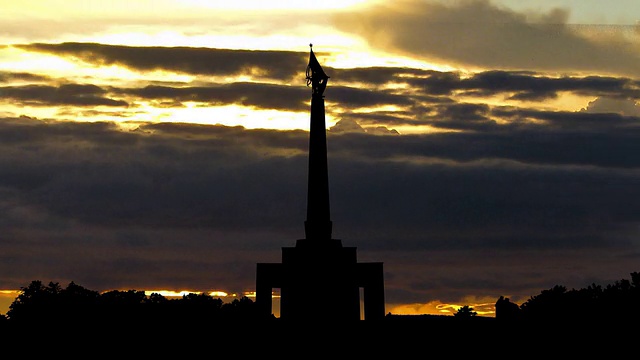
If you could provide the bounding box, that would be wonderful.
[306,43,329,98]
[256,45,385,322]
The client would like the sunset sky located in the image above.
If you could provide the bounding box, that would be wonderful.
[2,0,640,318]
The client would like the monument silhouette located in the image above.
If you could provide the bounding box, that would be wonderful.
[255,45,385,322]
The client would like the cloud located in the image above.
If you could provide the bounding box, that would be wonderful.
[116,83,310,111]
[0,84,128,107]
[113,82,412,112]
[1,115,639,305]
[329,118,367,133]
[581,97,640,116]
[0,71,51,83]
[17,43,309,81]
[0,5,324,47]
[333,67,640,102]
[330,66,433,86]
[0,117,308,230]
[457,71,636,100]
[332,0,640,77]
[329,118,399,135]
[4,64,640,141]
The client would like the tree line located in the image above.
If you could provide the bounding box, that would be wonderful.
[493,271,640,324]
[2,271,640,326]
[0,280,269,327]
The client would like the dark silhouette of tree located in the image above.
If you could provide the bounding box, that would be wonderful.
[146,292,168,304]
[220,296,259,320]
[172,291,224,323]
[5,272,640,331]
[2,280,269,329]
[519,284,569,321]
[495,296,520,321]
[98,289,150,324]
[503,271,640,324]
[454,305,477,318]
[59,281,101,324]
[7,280,64,323]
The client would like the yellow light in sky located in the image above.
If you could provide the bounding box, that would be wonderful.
[242,291,279,299]
[1,47,75,75]
[143,102,311,131]
[1,0,376,17]
[180,0,370,10]
[326,49,457,72]
[82,24,368,55]
[1,105,64,122]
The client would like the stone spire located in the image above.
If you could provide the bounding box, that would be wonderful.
[255,45,385,322]
[304,44,332,241]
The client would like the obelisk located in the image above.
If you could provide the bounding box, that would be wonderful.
[255,45,385,322]
[304,43,332,241]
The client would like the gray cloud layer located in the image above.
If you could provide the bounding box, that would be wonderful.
[5,44,640,135]
[1,113,639,306]
[332,0,640,77]
[18,43,308,81]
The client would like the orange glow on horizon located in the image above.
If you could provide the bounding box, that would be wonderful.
[387,301,496,317]
[143,290,202,297]
[0,290,19,316]
[0,287,496,319]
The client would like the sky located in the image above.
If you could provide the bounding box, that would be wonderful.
[1,0,640,318]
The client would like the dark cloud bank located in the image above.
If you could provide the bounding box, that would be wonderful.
[11,42,640,117]
[17,42,308,81]
[1,112,639,307]
[332,0,640,77]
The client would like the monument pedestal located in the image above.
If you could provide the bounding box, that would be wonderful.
[257,239,384,322]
